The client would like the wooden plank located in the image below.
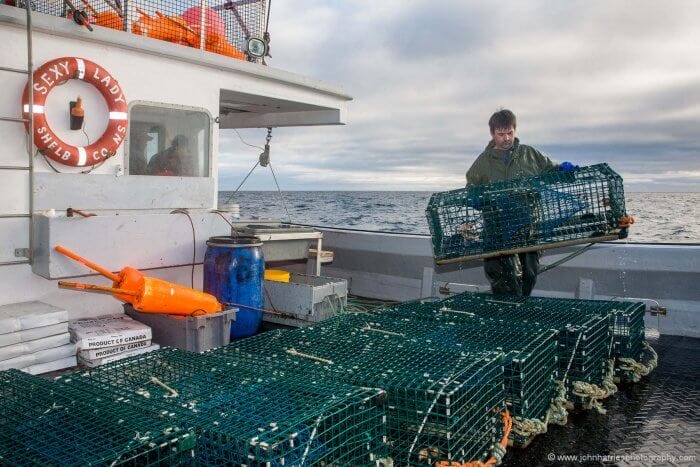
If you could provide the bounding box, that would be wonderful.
[435,235,622,264]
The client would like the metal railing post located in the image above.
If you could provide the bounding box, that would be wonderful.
[26,0,34,264]
[199,0,207,50]
[122,0,130,32]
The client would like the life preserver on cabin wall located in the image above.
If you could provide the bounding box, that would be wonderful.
[21,57,128,167]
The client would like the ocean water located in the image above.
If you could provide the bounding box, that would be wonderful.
[218,191,700,243]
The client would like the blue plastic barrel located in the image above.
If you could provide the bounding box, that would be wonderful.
[203,236,264,339]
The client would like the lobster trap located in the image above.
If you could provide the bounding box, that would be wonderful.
[426,164,633,263]
[314,312,558,423]
[524,296,646,381]
[0,369,196,466]
[376,294,612,398]
[58,348,386,466]
[23,1,269,63]
[212,328,507,466]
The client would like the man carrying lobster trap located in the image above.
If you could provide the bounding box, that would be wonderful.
[465,109,578,297]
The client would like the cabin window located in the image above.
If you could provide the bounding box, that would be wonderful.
[127,104,211,177]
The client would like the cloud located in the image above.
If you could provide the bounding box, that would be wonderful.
[218,1,700,191]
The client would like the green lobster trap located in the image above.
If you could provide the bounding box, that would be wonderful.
[0,369,195,466]
[311,312,558,423]
[426,164,633,263]
[524,296,646,380]
[376,294,612,398]
[437,294,613,390]
[211,328,506,466]
[58,348,386,466]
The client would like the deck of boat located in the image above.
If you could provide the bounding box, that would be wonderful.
[504,335,699,466]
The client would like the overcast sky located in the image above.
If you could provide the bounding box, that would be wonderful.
[218,0,700,192]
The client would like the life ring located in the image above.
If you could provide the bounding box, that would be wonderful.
[21,57,128,167]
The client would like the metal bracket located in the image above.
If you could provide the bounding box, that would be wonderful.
[649,305,667,317]
[14,248,30,258]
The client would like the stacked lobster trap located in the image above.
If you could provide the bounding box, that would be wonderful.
[57,347,387,466]
[319,312,559,424]
[426,164,633,263]
[212,326,508,465]
[0,369,196,465]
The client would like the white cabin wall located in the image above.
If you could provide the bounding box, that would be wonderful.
[0,262,203,319]
[0,6,349,203]
[0,7,350,318]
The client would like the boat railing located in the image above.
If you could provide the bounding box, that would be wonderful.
[14,0,269,63]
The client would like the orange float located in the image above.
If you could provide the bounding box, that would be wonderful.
[55,245,222,316]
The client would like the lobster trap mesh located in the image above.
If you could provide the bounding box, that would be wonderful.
[376,294,612,394]
[211,328,506,465]
[310,312,558,422]
[525,296,646,380]
[426,163,629,262]
[58,348,386,466]
[24,1,267,62]
[439,294,613,389]
[0,369,195,466]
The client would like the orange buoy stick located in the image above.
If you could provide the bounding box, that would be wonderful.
[55,245,120,282]
[58,281,138,297]
[54,245,222,316]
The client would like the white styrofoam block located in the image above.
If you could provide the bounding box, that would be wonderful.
[0,323,68,348]
[0,343,76,371]
[69,315,152,350]
[79,339,152,360]
[0,333,70,361]
[0,301,68,334]
[78,343,160,368]
[21,356,77,375]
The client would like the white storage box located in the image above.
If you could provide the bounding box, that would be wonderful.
[0,343,76,371]
[0,301,68,335]
[22,356,77,375]
[0,333,70,362]
[263,274,348,327]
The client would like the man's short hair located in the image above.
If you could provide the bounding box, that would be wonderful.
[172,134,189,148]
[489,109,517,133]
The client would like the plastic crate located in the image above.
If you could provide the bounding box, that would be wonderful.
[124,305,236,353]
[263,273,348,327]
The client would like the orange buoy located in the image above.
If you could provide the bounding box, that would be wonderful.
[135,276,221,315]
[55,245,222,316]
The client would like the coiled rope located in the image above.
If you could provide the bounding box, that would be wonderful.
[617,341,658,383]
[571,359,618,414]
[511,380,568,439]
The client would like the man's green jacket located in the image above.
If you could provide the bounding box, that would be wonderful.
[466,138,557,185]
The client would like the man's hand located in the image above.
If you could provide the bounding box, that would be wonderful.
[459,223,479,241]
[558,161,579,172]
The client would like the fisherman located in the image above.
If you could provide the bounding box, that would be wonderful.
[147,134,190,176]
[466,109,576,296]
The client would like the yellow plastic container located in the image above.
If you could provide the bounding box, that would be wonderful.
[265,269,291,283]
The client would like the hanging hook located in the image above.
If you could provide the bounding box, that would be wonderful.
[259,127,272,167]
